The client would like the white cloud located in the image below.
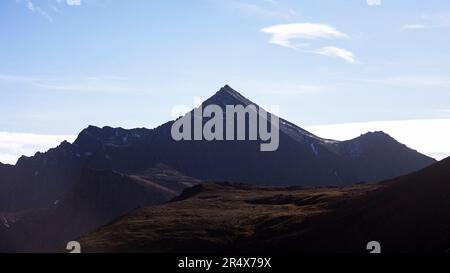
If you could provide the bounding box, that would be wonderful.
[260,84,326,95]
[307,119,450,160]
[221,0,295,19]
[261,23,356,63]
[261,23,349,48]
[244,83,329,96]
[66,0,81,6]
[366,0,381,6]
[0,132,76,165]
[0,73,143,93]
[402,24,426,30]
[24,1,53,22]
[402,14,450,30]
[33,82,144,93]
[353,75,450,89]
[312,46,357,64]
[378,75,450,88]
[0,73,35,83]
[15,0,82,22]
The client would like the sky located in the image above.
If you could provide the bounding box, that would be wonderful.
[1,0,450,163]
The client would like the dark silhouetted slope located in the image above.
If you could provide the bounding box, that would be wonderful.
[79,158,450,253]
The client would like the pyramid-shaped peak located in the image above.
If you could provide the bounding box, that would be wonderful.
[218,84,234,93]
[205,85,255,107]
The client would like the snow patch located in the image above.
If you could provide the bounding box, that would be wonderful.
[1,216,9,228]
[310,143,319,157]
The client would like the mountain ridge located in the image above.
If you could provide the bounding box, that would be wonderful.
[1,85,435,197]
[78,156,450,253]
[0,84,436,252]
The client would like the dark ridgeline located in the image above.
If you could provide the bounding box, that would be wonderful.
[278,156,450,253]
[0,85,435,252]
[79,157,450,253]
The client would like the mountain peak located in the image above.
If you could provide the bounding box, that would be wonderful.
[359,131,393,140]
[204,85,254,107]
[217,84,234,93]
[216,84,241,97]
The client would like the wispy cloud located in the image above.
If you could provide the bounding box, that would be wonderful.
[66,0,81,6]
[55,0,82,6]
[402,13,450,30]
[260,85,326,96]
[352,75,450,89]
[0,74,36,83]
[261,23,349,48]
[23,1,53,22]
[402,24,426,30]
[0,73,144,93]
[366,0,381,6]
[244,82,330,96]
[218,0,296,19]
[312,46,357,64]
[261,23,356,63]
[377,75,450,88]
[15,0,82,21]
[0,131,76,165]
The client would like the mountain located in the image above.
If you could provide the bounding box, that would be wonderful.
[1,85,434,211]
[154,85,434,186]
[79,157,450,253]
[0,84,435,252]
[77,182,377,253]
[282,156,450,253]
[0,165,201,252]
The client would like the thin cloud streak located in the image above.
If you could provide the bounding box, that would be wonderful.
[242,82,330,96]
[312,46,357,64]
[355,75,450,89]
[220,0,296,19]
[0,73,144,93]
[402,24,426,30]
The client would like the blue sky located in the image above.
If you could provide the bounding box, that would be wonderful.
[1,0,450,163]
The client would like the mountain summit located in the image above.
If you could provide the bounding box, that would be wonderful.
[203,85,254,107]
